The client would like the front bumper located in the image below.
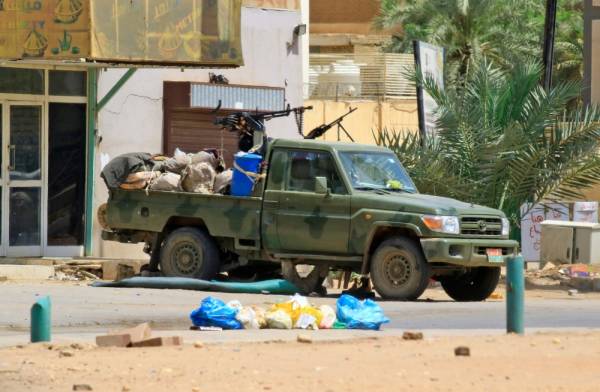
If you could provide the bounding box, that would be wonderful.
[420,238,519,267]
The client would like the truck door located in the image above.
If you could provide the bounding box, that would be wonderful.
[263,148,351,254]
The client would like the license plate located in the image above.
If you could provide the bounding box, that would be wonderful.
[486,248,504,263]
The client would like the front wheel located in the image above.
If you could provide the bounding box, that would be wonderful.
[370,237,431,300]
[440,267,500,302]
[160,227,220,279]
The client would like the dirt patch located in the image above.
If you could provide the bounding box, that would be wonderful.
[1,332,599,391]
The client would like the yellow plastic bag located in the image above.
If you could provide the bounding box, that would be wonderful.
[270,302,301,324]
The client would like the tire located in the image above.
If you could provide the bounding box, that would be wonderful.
[159,227,220,279]
[441,267,500,302]
[370,237,431,300]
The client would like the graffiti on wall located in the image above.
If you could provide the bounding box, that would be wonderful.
[0,0,90,59]
[0,0,243,66]
[90,0,243,66]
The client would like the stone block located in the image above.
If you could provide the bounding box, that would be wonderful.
[95,333,132,348]
[130,336,182,347]
[96,323,152,347]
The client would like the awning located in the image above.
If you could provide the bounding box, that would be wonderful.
[0,0,243,67]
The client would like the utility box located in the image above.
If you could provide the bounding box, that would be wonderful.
[541,220,600,265]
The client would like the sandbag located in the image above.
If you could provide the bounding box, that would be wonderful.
[190,151,217,168]
[163,151,217,174]
[163,155,191,174]
[119,171,158,190]
[101,152,154,189]
[213,169,233,194]
[149,172,181,191]
[181,162,216,194]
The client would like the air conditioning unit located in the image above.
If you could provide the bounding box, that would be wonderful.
[540,220,600,265]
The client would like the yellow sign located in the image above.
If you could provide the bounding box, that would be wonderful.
[0,0,244,67]
[90,0,243,66]
[0,0,90,59]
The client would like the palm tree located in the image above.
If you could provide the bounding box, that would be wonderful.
[374,0,541,80]
[376,59,600,228]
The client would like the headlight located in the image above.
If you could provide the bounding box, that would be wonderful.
[502,218,510,236]
[421,215,460,235]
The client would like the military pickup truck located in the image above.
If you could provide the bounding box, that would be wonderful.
[102,139,519,301]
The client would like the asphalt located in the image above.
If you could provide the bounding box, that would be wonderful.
[0,281,599,346]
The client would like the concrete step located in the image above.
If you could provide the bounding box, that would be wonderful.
[0,258,147,281]
[0,264,55,280]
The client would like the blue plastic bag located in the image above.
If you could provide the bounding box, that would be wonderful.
[336,294,390,330]
[190,297,243,330]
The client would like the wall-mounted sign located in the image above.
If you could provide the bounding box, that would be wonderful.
[0,0,244,67]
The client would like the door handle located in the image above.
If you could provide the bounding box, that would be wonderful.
[566,248,571,260]
[7,145,15,171]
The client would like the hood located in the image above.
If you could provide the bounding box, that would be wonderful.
[354,191,504,217]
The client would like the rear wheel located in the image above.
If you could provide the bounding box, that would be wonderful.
[440,267,500,301]
[160,227,220,279]
[370,237,430,300]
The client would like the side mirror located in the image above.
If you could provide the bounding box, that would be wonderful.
[315,176,329,195]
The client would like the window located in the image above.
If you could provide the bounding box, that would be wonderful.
[285,150,346,194]
[0,67,44,94]
[49,71,86,96]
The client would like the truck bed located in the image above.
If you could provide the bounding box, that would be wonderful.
[105,189,262,241]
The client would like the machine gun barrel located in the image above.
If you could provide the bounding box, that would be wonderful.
[304,107,357,140]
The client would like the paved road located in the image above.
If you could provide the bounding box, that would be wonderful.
[1,282,599,346]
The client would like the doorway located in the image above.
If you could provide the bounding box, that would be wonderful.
[0,66,87,257]
[1,103,43,256]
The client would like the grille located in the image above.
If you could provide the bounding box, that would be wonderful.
[460,216,502,236]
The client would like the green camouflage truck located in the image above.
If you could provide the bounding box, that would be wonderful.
[102,139,519,301]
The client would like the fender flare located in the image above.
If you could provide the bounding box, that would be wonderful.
[360,222,423,275]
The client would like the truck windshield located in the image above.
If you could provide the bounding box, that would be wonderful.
[339,151,417,193]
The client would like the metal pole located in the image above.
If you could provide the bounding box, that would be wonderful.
[506,255,525,334]
[413,40,427,141]
[31,296,51,343]
[84,68,98,256]
[542,0,558,91]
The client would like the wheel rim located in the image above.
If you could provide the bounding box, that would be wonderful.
[172,242,203,275]
[383,252,412,287]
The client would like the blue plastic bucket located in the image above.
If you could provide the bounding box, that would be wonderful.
[231,152,263,196]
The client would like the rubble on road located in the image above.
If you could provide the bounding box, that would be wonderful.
[454,346,470,356]
[402,331,424,340]
[526,263,600,292]
[95,323,182,348]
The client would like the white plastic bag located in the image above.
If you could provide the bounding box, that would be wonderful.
[236,306,260,329]
[174,148,186,159]
[318,305,336,329]
[265,309,292,329]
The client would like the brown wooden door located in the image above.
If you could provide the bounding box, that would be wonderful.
[166,109,239,167]
[163,81,239,167]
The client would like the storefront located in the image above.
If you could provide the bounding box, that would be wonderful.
[0,0,306,259]
[0,65,87,257]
